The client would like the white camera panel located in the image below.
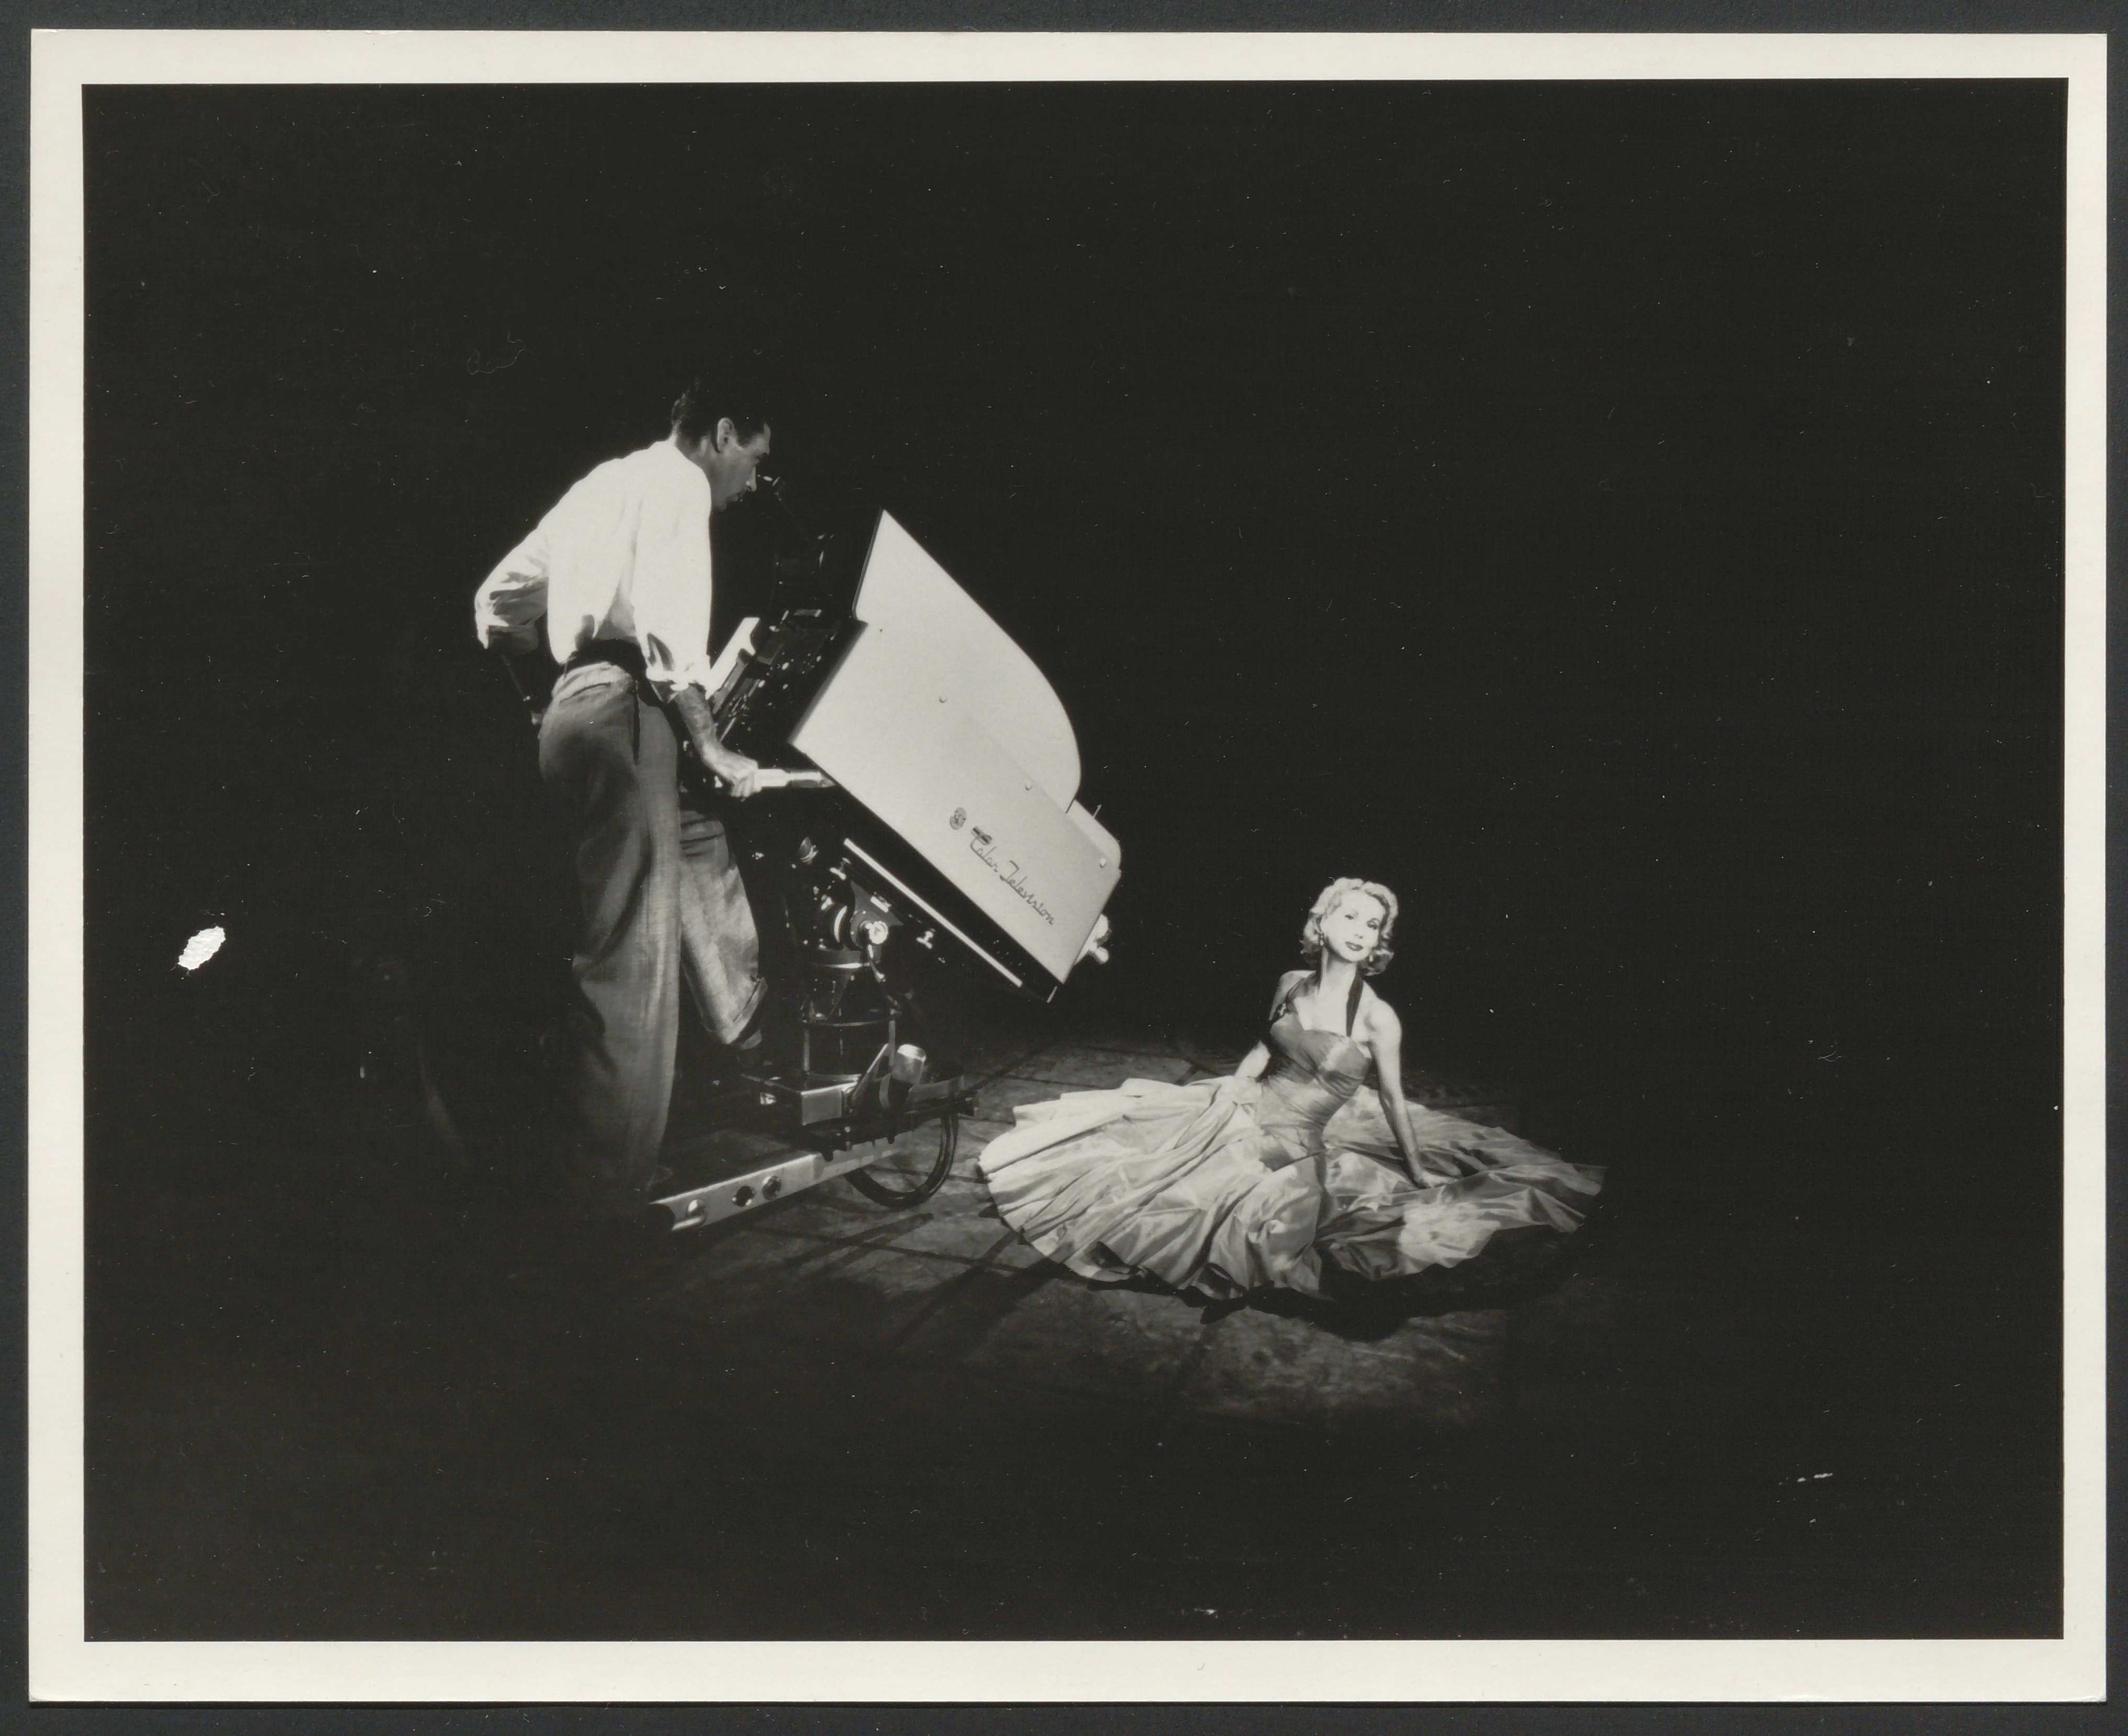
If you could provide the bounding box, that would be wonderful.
[790,514,1121,982]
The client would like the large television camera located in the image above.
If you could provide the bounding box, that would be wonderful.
[652,507,1120,1230]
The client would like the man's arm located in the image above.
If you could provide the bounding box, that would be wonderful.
[627,458,764,797]
[474,528,550,655]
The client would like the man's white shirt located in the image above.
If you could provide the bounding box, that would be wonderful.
[474,436,718,693]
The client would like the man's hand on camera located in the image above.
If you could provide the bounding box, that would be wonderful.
[671,686,761,800]
[701,742,762,801]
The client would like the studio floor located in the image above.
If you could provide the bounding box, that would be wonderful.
[84,1001,2062,1642]
[642,1022,1612,1447]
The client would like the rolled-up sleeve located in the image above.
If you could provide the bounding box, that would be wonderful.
[474,526,551,648]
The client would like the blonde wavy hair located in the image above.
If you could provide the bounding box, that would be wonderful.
[1300,878,1399,978]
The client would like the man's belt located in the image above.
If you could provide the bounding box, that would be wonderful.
[564,639,650,679]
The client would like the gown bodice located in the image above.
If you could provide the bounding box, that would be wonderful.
[1258,1016,1376,1145]
[1254,974,1378,1156]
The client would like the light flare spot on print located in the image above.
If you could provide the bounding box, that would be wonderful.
[177,926,226,973]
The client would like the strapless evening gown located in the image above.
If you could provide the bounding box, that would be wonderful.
[976,1007,1605,1300]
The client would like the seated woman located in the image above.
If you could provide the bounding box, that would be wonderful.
[976,878,1604,1300]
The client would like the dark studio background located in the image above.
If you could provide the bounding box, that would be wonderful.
[80,79,2065,1639]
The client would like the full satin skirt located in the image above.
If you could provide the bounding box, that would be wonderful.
[976,1078,1604,1300]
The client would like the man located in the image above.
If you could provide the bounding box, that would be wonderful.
[475,379,773,1223]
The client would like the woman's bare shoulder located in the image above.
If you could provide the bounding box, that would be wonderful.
[1360,985,1402,1038]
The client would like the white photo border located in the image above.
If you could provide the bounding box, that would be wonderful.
[26,27,2107,1705]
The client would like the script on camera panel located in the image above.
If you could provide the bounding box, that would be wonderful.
[789,514,1120,983]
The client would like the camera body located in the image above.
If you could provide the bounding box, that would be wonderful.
[652,509,1120,1229]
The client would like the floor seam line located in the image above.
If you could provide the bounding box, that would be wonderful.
[883,1228,1032,1350]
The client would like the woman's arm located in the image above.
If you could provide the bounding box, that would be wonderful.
[1365,999,1425,1183]
[1233,1041,1270,1082]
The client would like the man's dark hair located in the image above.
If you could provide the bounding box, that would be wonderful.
[671,375,771,446]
